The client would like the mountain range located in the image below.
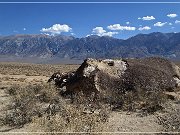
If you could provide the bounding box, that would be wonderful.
[0,32,180,63]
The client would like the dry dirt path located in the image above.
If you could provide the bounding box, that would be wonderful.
[106,111,163,133]
[0,74,49,85]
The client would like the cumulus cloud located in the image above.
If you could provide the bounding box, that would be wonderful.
[126,22,130,25]
[154,22,167,27]
[138,26,151,31]
[92,27,106,34]
[167,14,178,18]
[91,27,118,37]
[40,24,72,35]
[23,28,26,31]
[175,20,180,24]
[107,24,136,31]
[101,31,118,37]
[138,16,155,21]
[169,23,173,25]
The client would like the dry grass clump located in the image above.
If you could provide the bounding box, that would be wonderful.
[121,64,176,92]
[157,99,180,132]
[2,83,109,132]
[109,88,168,114]
[92,66,170,114]
[38,91,109,132]
[103,57,178,113]
[158,109,180,132]
[3,83,60,127]
[33,102,109,132]
[157,87,180,132]
[128,57,179,78]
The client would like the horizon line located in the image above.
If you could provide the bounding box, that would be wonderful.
[1,31,179,40]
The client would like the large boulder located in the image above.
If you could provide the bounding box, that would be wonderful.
[48,57,180,97]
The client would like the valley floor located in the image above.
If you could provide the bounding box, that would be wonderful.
[0,62,179,134]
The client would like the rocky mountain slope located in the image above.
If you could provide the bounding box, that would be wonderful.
[0,32,180,60]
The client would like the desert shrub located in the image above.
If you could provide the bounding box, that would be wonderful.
[2,83,109,132]
[157,102,180,132]
[32,102,109,133]
[121,64,176,92]
[3,83,60,127]
[6,85,19,95]
[110,88,167,114]
[127,57,179,78]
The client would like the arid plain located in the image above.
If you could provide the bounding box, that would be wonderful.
[0,61,179,133]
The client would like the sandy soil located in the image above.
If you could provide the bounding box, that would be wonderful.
[0,62,179,134]
[106,112,163,132]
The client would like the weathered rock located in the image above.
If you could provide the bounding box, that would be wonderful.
[48,57,180,98]
[174,77,180,87]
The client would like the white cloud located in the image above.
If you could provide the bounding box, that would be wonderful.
[169,23,173,25]
[167,14,178,18]
[42,33,50,36]
[91,27,118,37]
[138,26,151,31]
[138,16,155,21]
[126,22,130,25]
[70,33,75,36]
[23,28,26,31]
[40,24,72,35]
[101,31,118,37]
[107,24,136,31]
[175,20,180,24]
[154,22,167,27]
[92,27,106,34]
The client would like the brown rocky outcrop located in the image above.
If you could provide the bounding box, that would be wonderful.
[48,57,180,98]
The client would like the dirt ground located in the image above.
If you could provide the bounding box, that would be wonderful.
[0,62,179,134]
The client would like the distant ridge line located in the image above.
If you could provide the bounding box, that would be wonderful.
[0,32,180,60]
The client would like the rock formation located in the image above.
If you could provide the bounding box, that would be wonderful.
[48,57,180,98]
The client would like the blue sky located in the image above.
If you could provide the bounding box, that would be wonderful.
[0,2,180,39]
